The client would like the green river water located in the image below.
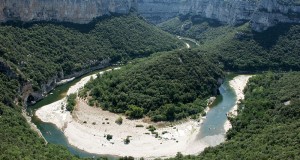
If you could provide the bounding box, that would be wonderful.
[26,39,238,158]
[26,70,237,158]
[27,68,115,158]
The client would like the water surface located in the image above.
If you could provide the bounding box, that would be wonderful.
[27,70,237,158]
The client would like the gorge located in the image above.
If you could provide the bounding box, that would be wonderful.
[0,0,300,31]
[1,0,300,159]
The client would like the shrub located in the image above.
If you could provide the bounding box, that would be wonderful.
[136,124,144,127]
[191,114,199,119]
[147,125,156,133]
[124,136,130,144]
[115,116,123,125]
[106,134,113,141]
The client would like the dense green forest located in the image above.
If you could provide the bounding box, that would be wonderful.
[203,24,300,72]
[0,14,182,159]
[158,16,235,44]
[0,103,80,160]
[0,14,182,89]
[0,73,19,106]
[80,50,224,121]
[167,72,300,160]
[158,16,300,159]
[1,11,300,159]
[0,74,80,159]
[160,16,300,72]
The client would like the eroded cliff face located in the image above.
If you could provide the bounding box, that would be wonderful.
[251,0,300,31]
[137,0,300,31]
[0,0,299,31]
[137,0,257,25]
[0,0,136,24]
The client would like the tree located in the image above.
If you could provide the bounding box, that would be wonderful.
[125,105,144,119]
[164,104,176,121]
[66,93,77,112]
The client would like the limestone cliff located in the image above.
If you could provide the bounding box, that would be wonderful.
[0,0,136,24]
[137,0,257,25]
[0,0,299,31]
[251,0,300,31]
[137,0,300,31]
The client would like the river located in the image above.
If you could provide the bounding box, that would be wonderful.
[27,69,237,158]
[197,75,236,145]
[27,68,115,158]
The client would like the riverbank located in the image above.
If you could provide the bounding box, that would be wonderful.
[37,99,212,158]
[224,75,253,132]
[22,110,47,143]
[64,100,212,158]
[35,68,217,158]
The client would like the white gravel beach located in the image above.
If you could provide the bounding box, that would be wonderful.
[36,68,215,158]
[224,75,253,132]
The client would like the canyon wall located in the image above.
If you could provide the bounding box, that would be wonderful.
[137,0,257,25]
[137,0,300,31]
[251,0,300,31]
[0,0,137,24]
[0,0,300,31]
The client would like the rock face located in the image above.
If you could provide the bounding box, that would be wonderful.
[0,0,300,31]
[24,58,111,104]
[137,0,300,31]
[0,0,137,24]
[137,0,258,25]
[251,0,300,31]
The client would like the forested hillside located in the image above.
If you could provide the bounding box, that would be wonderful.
[158,16,234,44]
[158,17,300,159]
[0,14,182,89]
[167,72,300,159]
[80,49,224,121]
[0,74,80,159]
[204,24,300,72]
[0,14,182,159]
[1,9,300,159]
[159,16,300,72]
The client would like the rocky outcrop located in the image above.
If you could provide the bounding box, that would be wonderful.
[0,0,300,31]
[0,59,18,78]
[137,0,258,25]
[24,58,111,104]
[0,0,136,24]
[251,0,300,31]
[138,0,300,31]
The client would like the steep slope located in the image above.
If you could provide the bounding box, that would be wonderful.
[80,50,224,121]
[1,0,300,31]
[0,14,182,103]
[139,0,300,31]
[202,23,300,72]
[158,16,236,44]
[0,14,182,159]
[160,16,300,72]
[0,0,136,23]
[0,73,79,159]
